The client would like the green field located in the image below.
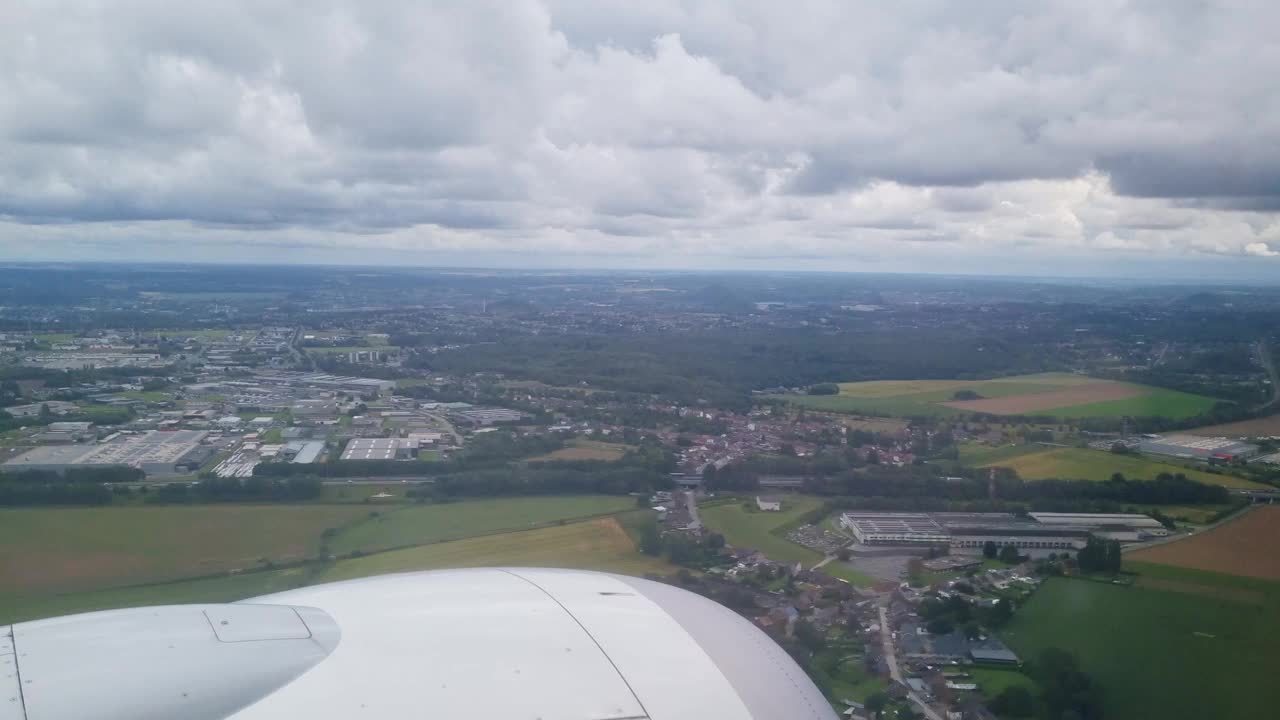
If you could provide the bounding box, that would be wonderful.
[1002,566,1280,720]
[0,567,313,625]
[956,442,1050,465]
[325,495,637,555]
[967,667,1035,698]
[1046,391,1219,419]
[322,517,676,582]
[700,496,875,586]
[773,372,1218,419]
[0,497,672,624]
[700,496,826,565]
[978,447,1271,490]
[0,505,374,596]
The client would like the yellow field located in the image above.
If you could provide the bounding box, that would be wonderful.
[320,517,676,582]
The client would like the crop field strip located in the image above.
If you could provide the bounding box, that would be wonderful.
[976,447,1270,489]
[776,372,1218,418]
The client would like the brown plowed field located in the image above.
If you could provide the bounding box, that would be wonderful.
[941,382,1144,415]
[1129,506,1280,580]
[1186,415,1280,437]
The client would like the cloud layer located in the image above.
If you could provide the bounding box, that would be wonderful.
[1,0,1278,274]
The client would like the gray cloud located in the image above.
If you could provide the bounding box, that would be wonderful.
[0,0,1277,271]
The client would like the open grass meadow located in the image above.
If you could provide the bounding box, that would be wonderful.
[321,517,676,582]
[528,438,632,463]
[0,505,374,597]
[977,446,1271,490]
[955,442,1050,466]
[700,495,826,566]
[0,567,313,625]
[1001,566,1280,720]
[773,372,1218,419]
[324,495,637,555]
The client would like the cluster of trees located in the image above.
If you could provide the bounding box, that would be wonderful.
[142,477,322,504]
[0,405,135,434]
[982,540,1023,564]
[917,592,1012,636]
[0,466,143,507]
[419,327,1052,411]
[406,465,673,500]
[638,521,726,567]
[807,383,839,395]
[988,648,1102,719]
[1076,536,1123,574]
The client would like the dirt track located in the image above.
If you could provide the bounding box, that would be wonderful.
[1129,506,1280,581]
[940,382,1143,415]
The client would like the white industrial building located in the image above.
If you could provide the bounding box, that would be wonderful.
[341,438,420,461]
[840,510,1168,550]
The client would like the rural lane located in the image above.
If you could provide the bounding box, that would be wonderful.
[878,605,945,720]
[684,491,702,531]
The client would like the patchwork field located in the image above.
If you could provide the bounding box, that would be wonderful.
[1129,506,1280,580]
[977,447,1270,489]
[322,517,675,582]
[1002,567,1280,720]
[776,372,1217,419]
[528,439,631,462]
[0,505,373,595]
[325,495,636,555]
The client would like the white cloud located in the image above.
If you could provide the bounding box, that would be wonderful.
[0,0,1277,274]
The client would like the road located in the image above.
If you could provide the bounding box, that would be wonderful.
[420,410,462,446]
[878,605,946,720]
[1256,339,1279,410]
[684,491,702,531]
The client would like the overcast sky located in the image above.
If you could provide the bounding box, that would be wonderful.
[2,0,1279,279]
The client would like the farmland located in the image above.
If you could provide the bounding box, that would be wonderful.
[1129,506,1280,580]
[321,517,676,582]
[0,498,668,625]
[775,372,1218,419]
[0,505,373,596]
[976,447,1270,489]
[1002,567,1280,720]
[528,438,632,462]
[324,495,637,555]
[1186,414,1280,437]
